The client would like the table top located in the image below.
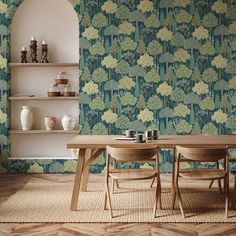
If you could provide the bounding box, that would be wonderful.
[67,135,236,149]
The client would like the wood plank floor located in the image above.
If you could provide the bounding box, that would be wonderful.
[1,174,236,236]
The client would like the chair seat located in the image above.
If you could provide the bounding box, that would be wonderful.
[179,168,226,180]
[109,168,157,180]
[115,158,156,163]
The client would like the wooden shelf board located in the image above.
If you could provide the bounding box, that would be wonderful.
[9,63,79,67]
[9,96,79,101]
[10,130,80,134]
[9,156,76,160]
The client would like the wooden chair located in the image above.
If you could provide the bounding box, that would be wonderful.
[231,171,236,209]
[104,145,161,218]
[172,146,229,219]
[229,158,236,209]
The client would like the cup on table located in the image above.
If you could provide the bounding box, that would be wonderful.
[145,130,153,140]
[135,133,144,142]
[152,129,158,140]
[125,129,136,138]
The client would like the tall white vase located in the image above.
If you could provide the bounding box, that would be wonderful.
[20,106,33,130]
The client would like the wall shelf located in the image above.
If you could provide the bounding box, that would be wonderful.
[9,63,79,67]
[10,130,79,134]
[9,156,77,160]
[9,96,79,101]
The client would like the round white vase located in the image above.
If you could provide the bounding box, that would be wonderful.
[44,117,56,130]
[61,115,76,130]
[20,106,33,130]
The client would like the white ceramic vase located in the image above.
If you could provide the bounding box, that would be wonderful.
[61,115,76,130]
[20,106,33,130]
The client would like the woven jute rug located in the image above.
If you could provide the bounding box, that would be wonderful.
[0,180,236,223]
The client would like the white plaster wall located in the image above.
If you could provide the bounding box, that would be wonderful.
[11,0,79,62]
[10,0,79,158]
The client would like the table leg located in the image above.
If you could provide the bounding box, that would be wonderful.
[81,149,92,191]
[81,148,106,192]
[70,148,86,211]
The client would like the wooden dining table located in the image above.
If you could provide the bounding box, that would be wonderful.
[67,135,236,211]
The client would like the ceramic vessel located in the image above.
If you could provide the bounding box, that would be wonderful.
[44,117,56,130]
[20,106,33,130]
[48,83,60,97]
[61,115,76,130]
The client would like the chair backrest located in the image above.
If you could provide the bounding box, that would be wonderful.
[106,145,158,162]
[176,146,228,162]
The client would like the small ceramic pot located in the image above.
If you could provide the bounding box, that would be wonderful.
[20,106,33,130]
[44,117,56,130]
[61,115,76,130]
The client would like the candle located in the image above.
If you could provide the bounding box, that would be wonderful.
[31,36,36,41]
[42,40,46,45]
[21,47,27,51]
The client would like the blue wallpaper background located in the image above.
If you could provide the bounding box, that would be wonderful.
[1,0,236,173]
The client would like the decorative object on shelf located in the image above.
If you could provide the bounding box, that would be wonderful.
[20,106,33,131]
[57,83,65,96]
[48,83,60,97]
[40,40,49,63]
[55,71,68,84]
[44,116,56,130]
[13,94,35,97]
[63,82,75,97]
[29,36,38,63]
[20,47,27,63]
[61,115,76,130]
[55,72,68,95]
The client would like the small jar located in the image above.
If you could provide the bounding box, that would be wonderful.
[57,71,67,80]
[63,83,75,96]
[57,84,65,96]
[55,71,68,84]
[48,83,60,96]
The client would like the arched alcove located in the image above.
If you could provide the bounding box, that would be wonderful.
[9,0,80,160]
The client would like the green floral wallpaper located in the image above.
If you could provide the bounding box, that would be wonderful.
[1,0,236,173]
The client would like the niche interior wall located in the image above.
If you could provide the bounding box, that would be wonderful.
[1,0,236,173]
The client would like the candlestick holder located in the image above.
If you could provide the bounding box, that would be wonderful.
[21,49,27,63]
[29,39,38,63]
[40,43,49,63]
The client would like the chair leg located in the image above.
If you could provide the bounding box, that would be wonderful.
[112,179,115,194]
[150,177,155,188]
[172,186,176,210]
[158,177,162,210]
[209,180,222,193]
[233,176,236,210]
[104,191,107,210]
[225,175,229,218]
[112,160,119,193]
[172,167,177,210]
[115,180,119,189]
[209,180,214,189]
[153,177,159,218]
[218,179,222,194]
[105,178,113,218]
[216,161,223,193]
[176,184,185,219]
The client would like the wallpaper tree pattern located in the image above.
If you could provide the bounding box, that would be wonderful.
[1,0,236,173]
